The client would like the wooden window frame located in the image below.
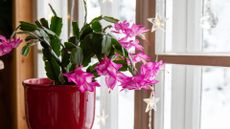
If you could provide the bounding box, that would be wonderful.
[135,1,156,129]
[13,0,230,129]
[135,0,230,129]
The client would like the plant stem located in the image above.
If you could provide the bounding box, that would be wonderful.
[83,0,87,25]
[127,55,138,75]
[10,26,20,38]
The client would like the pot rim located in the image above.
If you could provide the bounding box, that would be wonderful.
[22,78,76,88]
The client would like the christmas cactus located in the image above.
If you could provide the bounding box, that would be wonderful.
[0,3,163,92]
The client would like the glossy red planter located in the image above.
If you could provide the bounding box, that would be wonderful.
[22,78,95,129]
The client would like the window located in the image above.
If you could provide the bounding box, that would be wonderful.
[36,0,135,129]
[154,1,230,129]
[80,1,136,128]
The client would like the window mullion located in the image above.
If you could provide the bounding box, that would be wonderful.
[99,1,119,129]
[155,0,165,54]
[185,66,202,129]
[172,0,187,53]
[171,65,187,129]
[186,0,203,52]
[155,67,166,129]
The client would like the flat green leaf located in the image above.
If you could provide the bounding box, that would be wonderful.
[50,37,61,56]
[20,21,38,31]
[42,27,56,36]
[40,41,61,64]
[113,59,128,71]
[25,35,37,42]
[66,63,75,72]
[80,34,94,66]
[68,36,79,45]
[48,4,57,16]
[86,63,99,77]
[80,33,103,65]
[79,24,93,40]
[35,20,42,28]
[40,18,49,28]
[91,21,102,32]
[50,16,63,36]
[103,16,119,23]
[42,48,61,84]
[61,49,71,70]
[72,22,80,38]
[58,73,65,84]
[39,29,50,43]
[112,38,128,57]
[34,30,42,37]
[102,35,112,55]
[91,33,103,60]
[21,45,30,56]
[64,42,77,49]
[89,15,103,24]
[70,47,83,65]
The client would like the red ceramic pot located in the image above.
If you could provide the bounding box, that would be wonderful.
[22,78,95,129]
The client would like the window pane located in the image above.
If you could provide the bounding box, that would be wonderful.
[202,0,230,52]
[85,0,136,129]
[163,64,172,129]
[161,0,230,54]
[159,64,230,129]
[201,66,230,129]
[165,0,173,52]
[118,91,134,129]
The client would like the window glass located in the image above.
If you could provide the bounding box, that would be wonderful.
[158,64,230,129]
[156,0,230,129]
[36,0,135,129]
[90,0,135,129]
[202,0,230,52]
[165,0,173,52]
[161,0,230,54]
[201,66,230,129]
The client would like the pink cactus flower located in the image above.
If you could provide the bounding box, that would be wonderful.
[113,21,149,53]
[140,60,164,79]
[0,35,22,56]
[130,52,151,63]
[129,24,149,37]
[95,57,122,90]
[117,60,163,90]
[64,66,100,92]
[113,21,149,38]
[117,73,159,90]
[113,20,130,34]
[118,38,143,51]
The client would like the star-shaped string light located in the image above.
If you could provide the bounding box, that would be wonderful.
[143,90,160,129]
[143,92,160,112]
[0,60,4,70]
[147,13,166,32]
[95,110,108,126]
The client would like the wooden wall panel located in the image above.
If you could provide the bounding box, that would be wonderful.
[12,0,35,129]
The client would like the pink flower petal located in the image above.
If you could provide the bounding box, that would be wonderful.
[64,66,100,92]
[95,57,122,90]
[0,35,22,56]
[117,61,163,90]
[130,52,151,63]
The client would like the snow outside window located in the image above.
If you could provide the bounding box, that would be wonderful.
[155,0,230,129]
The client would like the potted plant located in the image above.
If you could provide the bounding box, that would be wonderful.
[0,2,163,129]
